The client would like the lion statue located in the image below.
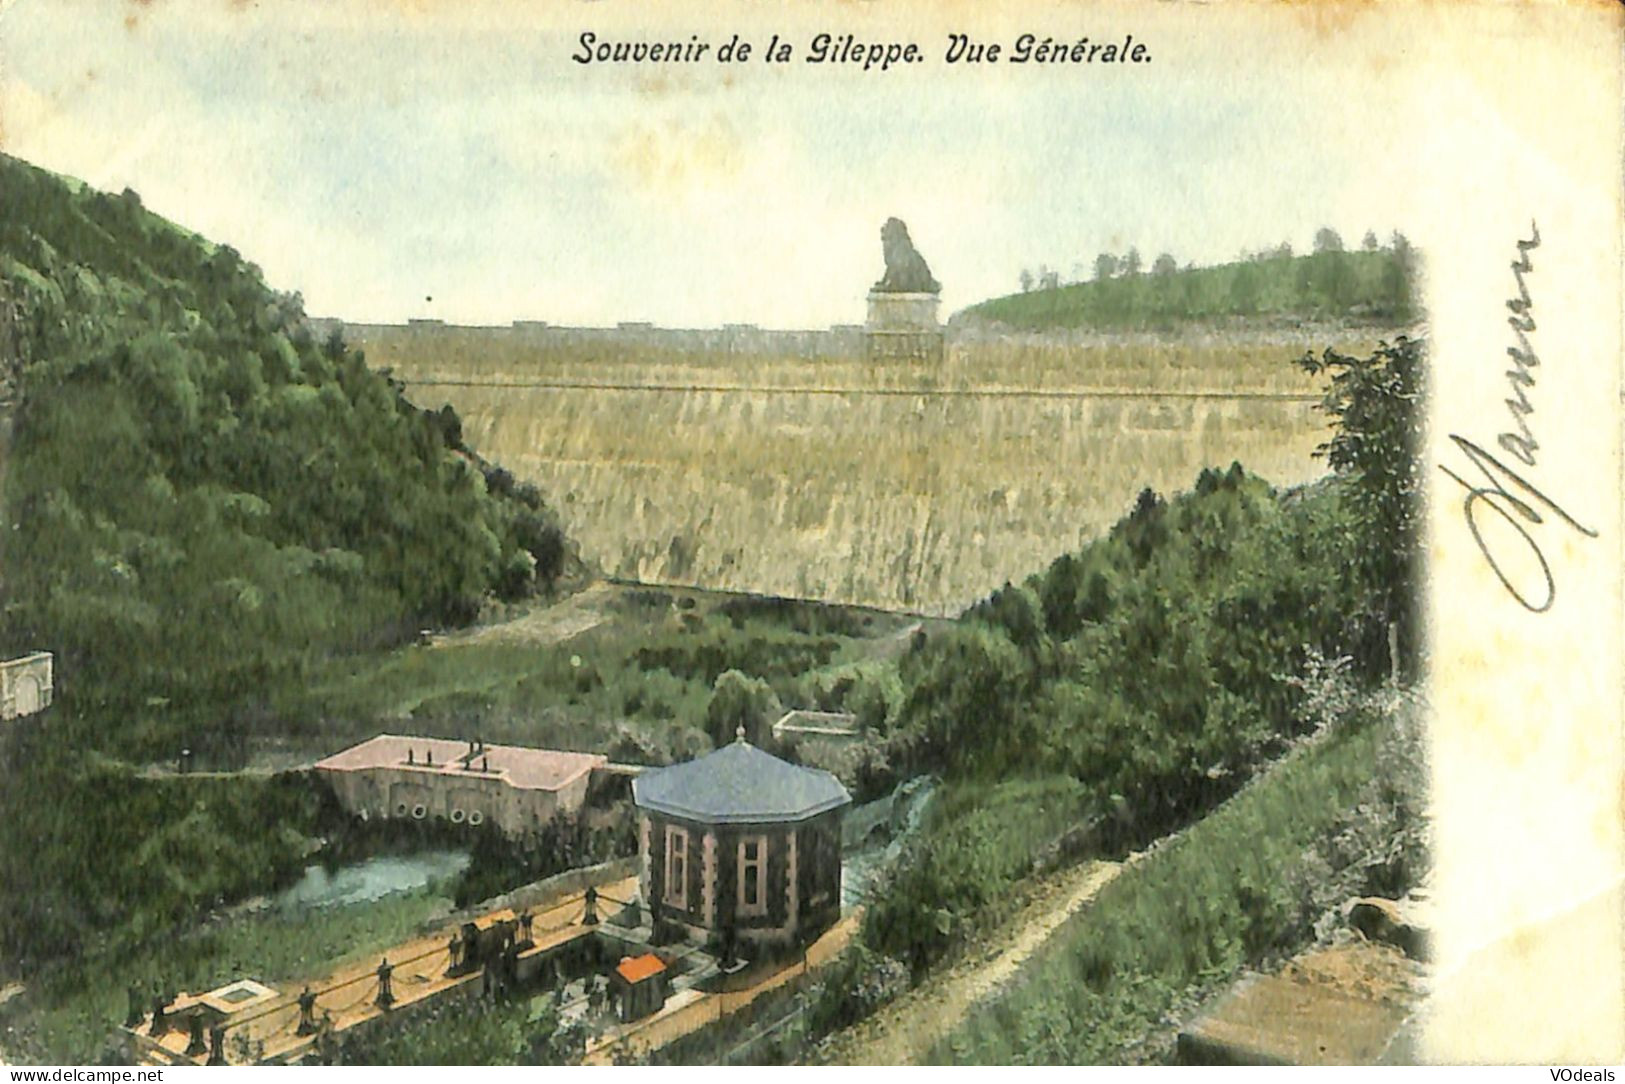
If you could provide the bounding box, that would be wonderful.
[873,217,941,294]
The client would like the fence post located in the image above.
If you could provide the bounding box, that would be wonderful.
[375,958,396,1010]
[184,1009,208,1056]
[296,986,319,1035]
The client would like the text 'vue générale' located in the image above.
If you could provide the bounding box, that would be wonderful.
[571,32,1152,71]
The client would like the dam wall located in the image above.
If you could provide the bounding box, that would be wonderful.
[333,320,1394,616]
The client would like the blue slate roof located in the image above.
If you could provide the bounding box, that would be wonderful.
[632,739,851,824]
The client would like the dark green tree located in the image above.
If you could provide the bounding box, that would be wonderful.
[705,669,781,748]
[1313,227,1344,254]
[1382,231,1417,322]
[1227,263,1261,316]
[895,623,1034,777]
[1296,337,1425,678]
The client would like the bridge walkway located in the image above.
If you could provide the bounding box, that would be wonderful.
[128,874,638,1065]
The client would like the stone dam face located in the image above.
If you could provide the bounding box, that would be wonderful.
[338,321,1394,616]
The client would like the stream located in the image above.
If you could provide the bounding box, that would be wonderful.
[842,776,935,907]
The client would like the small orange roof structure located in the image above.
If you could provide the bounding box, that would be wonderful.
[614,953,666,985]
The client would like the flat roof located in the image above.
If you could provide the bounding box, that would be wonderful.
[314,734,606,793]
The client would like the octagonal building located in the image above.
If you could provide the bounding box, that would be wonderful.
[632,736,850,952]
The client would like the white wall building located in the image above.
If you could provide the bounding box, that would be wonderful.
[1,652,52,720]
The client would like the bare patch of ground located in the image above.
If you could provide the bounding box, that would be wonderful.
[429,582,616,649]
[1176,938,1425,1065]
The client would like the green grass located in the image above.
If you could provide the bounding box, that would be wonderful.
[863,775,1093,977]
[0,581,910,1049]
[0,152,579,755]
[962,248,1414,332]
[0,752,336,971]
[929,702,1424,1064]
[298,641,561,724]
[1,886,455,1065]
[282,588,914,769]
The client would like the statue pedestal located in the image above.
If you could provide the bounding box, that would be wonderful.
[866,290,939,330]
[865,291,943,362]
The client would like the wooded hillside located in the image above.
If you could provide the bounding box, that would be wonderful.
[0,153,576,755]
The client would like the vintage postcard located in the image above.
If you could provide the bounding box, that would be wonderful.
[0,0,1619,1069]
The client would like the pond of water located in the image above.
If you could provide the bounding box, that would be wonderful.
[273,850,470,912]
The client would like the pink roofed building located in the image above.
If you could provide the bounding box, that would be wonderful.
[314,734,608,836]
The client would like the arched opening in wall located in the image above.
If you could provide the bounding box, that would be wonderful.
[396,802,409,817]
[412,804,427,820]
[14,676,40,716]
[468,810,484,827]
[450,808,466,824]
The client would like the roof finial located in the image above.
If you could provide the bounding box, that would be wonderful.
[735,726,747,743]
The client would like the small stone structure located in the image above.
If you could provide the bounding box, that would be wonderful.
[610,953,668,1022]
[314,734,607,837]
[125,980,279,1066]
[633,736,850,953]
[0,651,52,720]
[866,217,944,362]
[770,709,858,741]
[770,709,869,781]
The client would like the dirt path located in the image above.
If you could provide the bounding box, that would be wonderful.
[136,762,300,780]
[427,581,614,648]
[820,859,1125,1065]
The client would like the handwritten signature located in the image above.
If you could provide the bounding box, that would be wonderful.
[1438,221,1597,613]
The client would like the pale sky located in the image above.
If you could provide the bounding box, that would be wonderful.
[0,0,1427,327]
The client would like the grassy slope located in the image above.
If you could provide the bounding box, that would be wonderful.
[930,698,1424,1064]
[1,884,455,1065]
[0,151,575,755]
[961,248,1414,332]
[0,152,584,985]
[853,776,1092,979]
[283,587,914,762]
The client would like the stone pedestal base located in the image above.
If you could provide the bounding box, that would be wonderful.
[865,291,942,362]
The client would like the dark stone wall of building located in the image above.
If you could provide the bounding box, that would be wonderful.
[642,809,844,946]
[645,812,707,928]
[796,811,843,935]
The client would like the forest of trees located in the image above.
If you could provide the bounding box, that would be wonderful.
[857,337,1424,973]
[0,153,577,756]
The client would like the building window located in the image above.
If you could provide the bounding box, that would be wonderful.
[738,834,767,916]
[664,825,689,910]
[808,827,834,907]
